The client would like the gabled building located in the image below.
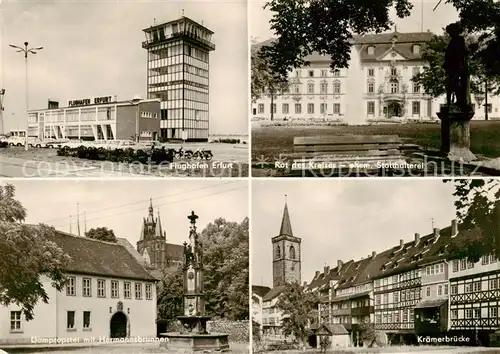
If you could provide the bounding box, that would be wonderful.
[0,230,158,344]
[136,199,183,271]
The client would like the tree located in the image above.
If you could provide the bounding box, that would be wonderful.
[0,184,70,321]
[276,282,319,347]
[201,217,249,320]
[156,217,249,321]
[261,0,500,84]
[446,179,500,261]
[251,40,289,121]
[358,322,382,348]
[412,33,500,100]
[85,227,117,242]
[157,266,184,322]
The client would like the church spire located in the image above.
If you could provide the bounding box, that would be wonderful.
[149,197,154,215]
[279,195,293,237]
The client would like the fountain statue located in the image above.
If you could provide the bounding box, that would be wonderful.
[162,211,229,352]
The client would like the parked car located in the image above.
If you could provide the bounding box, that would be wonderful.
[7,136,25,146]
[46,139,70,149]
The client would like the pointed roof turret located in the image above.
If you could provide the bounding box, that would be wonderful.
[139,220,146,241]
[279,195,293,237]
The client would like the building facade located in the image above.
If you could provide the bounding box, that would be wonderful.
[142,16,215,141]
[136,199,183,271]
[0,231,157,344]
[27,96,161,141]
[306,218,500,347]
[252,31,500,123]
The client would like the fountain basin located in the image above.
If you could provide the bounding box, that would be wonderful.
[161,332,229,352]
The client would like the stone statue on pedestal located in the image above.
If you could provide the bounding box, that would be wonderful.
[443,22,471,113]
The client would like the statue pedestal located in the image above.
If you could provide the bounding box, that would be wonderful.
[437,106,476,162]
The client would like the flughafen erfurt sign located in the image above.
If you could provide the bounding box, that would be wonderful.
[68,95,116,107]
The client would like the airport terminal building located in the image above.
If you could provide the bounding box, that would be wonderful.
[27,96,161,141]
[142,16,215,141]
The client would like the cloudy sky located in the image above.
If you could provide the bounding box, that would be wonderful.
[1,0,248,135]
[252,179,459,287]
[250,0,459,41]
[4,179,248,247]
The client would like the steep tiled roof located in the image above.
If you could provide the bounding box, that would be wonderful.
[263,285,287,302]
[165,242,184,261]
[305,221,466,289]
[252,285,272,298]
[48,231,156,281]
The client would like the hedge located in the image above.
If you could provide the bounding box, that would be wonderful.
[0,141,7,148]
[57,146,175,164]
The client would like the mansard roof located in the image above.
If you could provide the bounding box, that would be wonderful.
[48,230,157,281]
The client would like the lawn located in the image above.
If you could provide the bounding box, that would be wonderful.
[251,121,500,162]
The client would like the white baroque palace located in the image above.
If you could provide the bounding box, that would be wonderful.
[252,30,500,123]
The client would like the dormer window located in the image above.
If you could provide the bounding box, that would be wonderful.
[412,44,421,54]
[367,46,375,55]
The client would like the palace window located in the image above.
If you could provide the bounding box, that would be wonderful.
[473,281,482,292]
[413,82,420,93]
[67,311,75,329]
[451,310,458,319]
[367,46,375,55]
[490,279,498,290]
[320,82,328,94]
[383,293,389,304]
[111,281,119,298]
[412,44,421,54]
[333,82,341,94]
[10,311,21,331]
[289,246,296,259]
[391,67,397,76]
[438,285,443,296]
[333,69,340,77]
[390,79,399,94]
[367,101,375,115]
[307,103,314,114]
[135,283,143,299]
[146,284,153,300]
[282,103,289,114]
[82,278,92,297]
[368,68,375,77]
[393,292,399,303]
[451,284,458,295]
[308,70,314,77]
[334,104,341,114]
[491,254,497,263]
[97,279,106,298]
[375,295,381,305]
[467,260,475,269]
[124,282,131,299]
[465,283,472,293]
[308,83,315,94]
[444,284,449,295]
[258,104,264,114]
[321,69,327,77]
[412,101,420,115]
[368,82,375,93]
[320,103,327,114]
[295,104,302,114]
[83,311,91,329]
[66,276,76,296]
[426,286,431,297]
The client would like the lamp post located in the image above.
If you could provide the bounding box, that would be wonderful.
[126,97,141,143]
[9,42,43,151]
[0,88,5,136]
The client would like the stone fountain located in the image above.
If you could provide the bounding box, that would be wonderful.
[162,211,229,352]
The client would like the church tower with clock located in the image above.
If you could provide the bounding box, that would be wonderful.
[272,197,301,287]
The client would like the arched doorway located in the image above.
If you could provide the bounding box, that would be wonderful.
[387,102,402,118]
[110,311,127,338]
